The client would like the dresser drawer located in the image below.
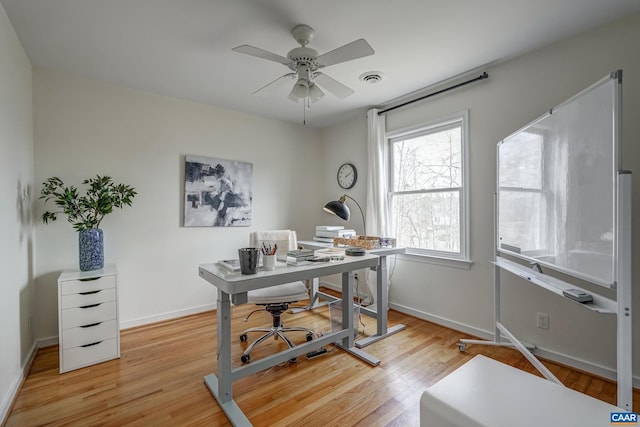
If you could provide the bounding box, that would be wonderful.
[61,338,119,373]
[60,275,116,295]
[61,319,118,350]
[61,301,117,329]
[60,287,116,309]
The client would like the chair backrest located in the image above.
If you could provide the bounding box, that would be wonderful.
[249,230,298,258]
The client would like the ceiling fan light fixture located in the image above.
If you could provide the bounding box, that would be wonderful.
[292,78,309,98]
[308,83,324,103]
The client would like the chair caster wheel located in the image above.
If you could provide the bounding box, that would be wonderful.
[306,333,314,342]
[289,357,297,363]
[240,334,248,342]
[241,354,250,363]
[457,342,467,352]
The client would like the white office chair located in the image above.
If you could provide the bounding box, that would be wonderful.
[240,230,314,363]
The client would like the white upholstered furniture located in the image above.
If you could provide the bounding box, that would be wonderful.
[420,355,621,427]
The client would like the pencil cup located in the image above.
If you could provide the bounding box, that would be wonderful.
[238,247,259,275]
[263,254,276,271]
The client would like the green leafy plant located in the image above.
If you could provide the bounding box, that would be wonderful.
[40,175,137,231]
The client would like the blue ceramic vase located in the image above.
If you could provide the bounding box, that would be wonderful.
[79,228,104,271]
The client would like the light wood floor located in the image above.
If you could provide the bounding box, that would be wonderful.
[5,292,639,426]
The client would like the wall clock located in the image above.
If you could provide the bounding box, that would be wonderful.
[337,163,357,189]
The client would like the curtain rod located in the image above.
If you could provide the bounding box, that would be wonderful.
[377,72,489,115]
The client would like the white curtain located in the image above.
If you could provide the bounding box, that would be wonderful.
[363,108,389,305]
[365,108,389,237]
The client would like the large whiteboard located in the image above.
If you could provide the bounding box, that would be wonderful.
[497,71,621,288]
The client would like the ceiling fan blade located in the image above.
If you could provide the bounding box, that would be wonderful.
[316,39,374,68]
[252,73,296,96]
[232,44,292,66]
[314,73,355,99]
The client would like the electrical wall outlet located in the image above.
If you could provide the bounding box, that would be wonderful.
[537,312,550,330]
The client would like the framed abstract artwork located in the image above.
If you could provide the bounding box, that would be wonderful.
[184,155,253,227]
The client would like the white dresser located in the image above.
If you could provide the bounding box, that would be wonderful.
[57,264,120,373]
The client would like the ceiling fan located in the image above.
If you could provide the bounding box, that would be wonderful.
[232,24,374,103]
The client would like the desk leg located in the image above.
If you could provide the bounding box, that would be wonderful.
[204,290,252,426]
[356,254,405,348]
[337,271,380,366]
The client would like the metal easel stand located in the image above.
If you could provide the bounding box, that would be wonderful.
[458,192,576,386]
[456,259,555,380]
[459,173,633,410]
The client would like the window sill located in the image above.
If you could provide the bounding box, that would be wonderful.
[399,251,473,270]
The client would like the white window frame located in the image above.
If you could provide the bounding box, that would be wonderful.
[387,110,471,268]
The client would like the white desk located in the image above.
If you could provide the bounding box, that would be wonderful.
[298,240,406,348]
[198,254,380,427]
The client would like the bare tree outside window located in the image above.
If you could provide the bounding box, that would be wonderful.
[389,114,468,260]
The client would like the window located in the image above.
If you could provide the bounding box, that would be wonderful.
[388,112,469,262]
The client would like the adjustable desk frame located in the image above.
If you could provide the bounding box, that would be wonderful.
[198,254,380,427]
[297,241,406,348]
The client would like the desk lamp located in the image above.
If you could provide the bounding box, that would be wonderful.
[323,194,366,255]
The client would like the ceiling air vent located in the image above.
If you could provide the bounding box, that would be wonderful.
[359,71,384,84]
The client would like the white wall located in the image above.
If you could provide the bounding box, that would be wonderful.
[0,3,34,421]
[32,69,323,339]
[325,14,640,382]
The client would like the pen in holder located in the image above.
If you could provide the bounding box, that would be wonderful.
[260,242,277,271]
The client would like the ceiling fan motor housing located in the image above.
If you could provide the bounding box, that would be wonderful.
[287,47,319,72]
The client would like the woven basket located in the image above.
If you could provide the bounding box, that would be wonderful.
[333,236,396,249]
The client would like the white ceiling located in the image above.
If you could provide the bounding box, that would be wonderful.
[3,0,640,128]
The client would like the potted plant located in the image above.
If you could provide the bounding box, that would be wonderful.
[40,175,137,271]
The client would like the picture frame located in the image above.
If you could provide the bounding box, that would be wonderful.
[184,155,252,227]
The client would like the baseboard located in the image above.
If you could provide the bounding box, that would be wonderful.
[389,301,640,389]
[0,341,39,425]
[37,336,58,348]
[119,303,216,330]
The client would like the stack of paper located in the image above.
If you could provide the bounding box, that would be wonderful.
[286,249,314,265]
[314,225,356,243]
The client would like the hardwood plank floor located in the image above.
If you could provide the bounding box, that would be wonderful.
[5,292,638,426]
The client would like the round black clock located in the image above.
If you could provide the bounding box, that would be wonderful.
[337,163,357,189]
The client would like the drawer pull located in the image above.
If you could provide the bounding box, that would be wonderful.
[79,303,101,309]
[81,341,103,348]
[79,277,101,282]
[80,322,103,328]
[79,290,102,295]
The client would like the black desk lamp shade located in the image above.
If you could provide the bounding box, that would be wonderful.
[323,194,366,237]
[323,194,367,255]
[323,199,350,220]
